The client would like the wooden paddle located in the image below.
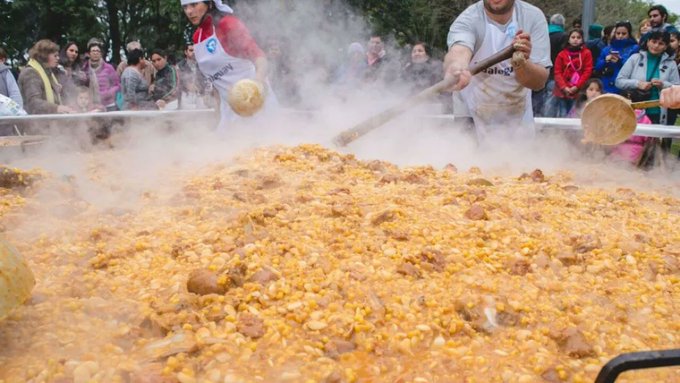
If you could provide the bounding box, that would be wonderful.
[332,45,516,147]
[581,93,660,145]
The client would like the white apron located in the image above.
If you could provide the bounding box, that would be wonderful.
[194,24,277,130]
[460,10,534,143]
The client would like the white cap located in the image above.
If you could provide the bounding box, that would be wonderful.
[180,0,233,14]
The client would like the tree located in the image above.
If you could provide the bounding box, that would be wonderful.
[0,0,104,62]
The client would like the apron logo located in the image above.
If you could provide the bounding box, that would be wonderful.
[481,65,514,76]
[207,63,235,83]
[206,38,218,54]
[506,22,517,39]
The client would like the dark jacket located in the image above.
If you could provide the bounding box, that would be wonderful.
[152,64,179,103]
[401,59,442,94]
[548,24,566,66]
[364,53,399,84]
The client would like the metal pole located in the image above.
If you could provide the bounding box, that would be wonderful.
[583,0,596,36]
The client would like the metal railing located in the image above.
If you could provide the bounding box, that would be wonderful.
[2,109,680,139]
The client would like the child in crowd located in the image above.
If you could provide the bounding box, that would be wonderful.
[567,78,603,117]
[610,106,653,165]
[73,86,105,113]
[670,31,680,64]
[552,29,593,117]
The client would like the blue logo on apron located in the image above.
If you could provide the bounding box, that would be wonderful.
[206,38,218,54]
[506,22,517,39]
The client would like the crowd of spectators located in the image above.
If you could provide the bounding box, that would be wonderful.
[1,4,680,135]
[0,30,451,118]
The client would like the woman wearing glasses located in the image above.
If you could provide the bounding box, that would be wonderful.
[82,38,121,111]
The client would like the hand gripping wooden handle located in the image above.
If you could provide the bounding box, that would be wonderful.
[333,45,516,147]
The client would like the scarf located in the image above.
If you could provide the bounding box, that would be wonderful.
[27,59,60,104]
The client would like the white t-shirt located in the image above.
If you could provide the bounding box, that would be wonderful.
[447,0,552,69]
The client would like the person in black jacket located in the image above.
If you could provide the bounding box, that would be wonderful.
[540,13,567,117]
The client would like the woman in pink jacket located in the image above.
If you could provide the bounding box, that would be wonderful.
[552,29,593,117]
[82,38,121,111]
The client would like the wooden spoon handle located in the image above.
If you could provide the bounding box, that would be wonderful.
[333,45,516,147]
[630,99,661,110]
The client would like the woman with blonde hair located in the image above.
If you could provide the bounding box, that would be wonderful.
[638,18,652,41]
[18,39,74,114]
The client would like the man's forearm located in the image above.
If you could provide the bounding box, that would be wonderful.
[444,44,473,72]
[514,61,548,90]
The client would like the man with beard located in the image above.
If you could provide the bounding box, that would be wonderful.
[640,5,678,46]
[444,0,550,144]
[648,5,677,33]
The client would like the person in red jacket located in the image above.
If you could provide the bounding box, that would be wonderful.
[552,28,593,117]
[180,0,277,130]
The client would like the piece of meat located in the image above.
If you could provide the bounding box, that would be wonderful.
[402,172,426,184]
[396,263,422,278]
[328,188,350,195]
[227,264,247,288]
[324,339,357,359]
[186,269,226,295]
[556,250,581,266]
[237,313,265,338]
[371,210,397,226]
[519,169,545,182]
[322,370,346,383]
[249,267,279,285]
[464,204,487,220]
[366,160,388,172]
[530,169,545,182]
[444,163,457,173]
[467,178,493,187]
[508,259,531,276]
[420,248,446,272]
[257,174,282,190]
[553,328,595,358]
[540,367,562,382]
[385,229,410,241]
[570,234,601,253]
[349,269,367,281]
[468,188,487,202]
[377,173,400,184]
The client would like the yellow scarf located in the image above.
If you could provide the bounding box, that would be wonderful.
[27,59,61,104]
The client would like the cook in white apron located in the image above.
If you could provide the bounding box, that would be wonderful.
[460,10,534,144]
[193,15,277,131]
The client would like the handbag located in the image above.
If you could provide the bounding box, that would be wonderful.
[624,55,660,103]
[115,90,125,110]
[569,71,581,86]
[567,53,583,86]
[625,88,652,103]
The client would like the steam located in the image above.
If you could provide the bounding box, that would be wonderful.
[2,1,680,379]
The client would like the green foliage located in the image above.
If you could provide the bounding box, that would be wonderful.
[0,0,105,61]
[0,0,676,65]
